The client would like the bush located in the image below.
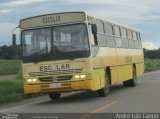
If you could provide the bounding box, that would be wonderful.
[0,60,21,75]
[145,59,160,72]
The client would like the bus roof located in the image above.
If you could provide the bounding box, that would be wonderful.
[20,11,139,32]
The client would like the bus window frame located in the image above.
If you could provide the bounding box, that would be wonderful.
[21,23,91,61]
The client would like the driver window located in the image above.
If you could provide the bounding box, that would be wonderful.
[89,25,95,45]
[88,25,99,57]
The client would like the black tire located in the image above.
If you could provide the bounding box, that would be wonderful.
[97,72,110,97]
[130,67,137,87]
[48,92,61,100]
[123,80,130,87]
[123,67,137,87]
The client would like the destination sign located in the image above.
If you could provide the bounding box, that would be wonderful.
[20,12,85,29]
[42,15,61,24]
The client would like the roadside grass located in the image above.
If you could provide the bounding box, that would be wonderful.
[145,59,160,72]
[0,80,24,104]
[0,59,41,105]
[0,59,21,75]
[0,79,42,105]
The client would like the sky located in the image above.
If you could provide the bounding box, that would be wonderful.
[0,0,160,50]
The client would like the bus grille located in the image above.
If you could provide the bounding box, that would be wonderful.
[57,75,72,81]
[28,68,83,77]
[39,77,53,82]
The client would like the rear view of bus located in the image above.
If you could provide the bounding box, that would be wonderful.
[20,12,144,100]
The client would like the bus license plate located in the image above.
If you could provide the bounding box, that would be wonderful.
[50,83,61,88]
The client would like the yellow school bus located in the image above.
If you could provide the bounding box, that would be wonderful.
[20,11,144,100]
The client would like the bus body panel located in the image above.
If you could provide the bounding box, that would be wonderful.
[20,11,144,95]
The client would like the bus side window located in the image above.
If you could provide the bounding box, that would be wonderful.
[133,31,137,40]
[127,29,133,40]
[137,32,142,49]
[95,20,105,34]
[114,25,122,48]
[105,23,114,35]
[127,29,134,49]
[121,27,128,49]
[133,31,139,49]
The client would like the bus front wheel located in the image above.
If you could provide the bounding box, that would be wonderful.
[48,92,61,100]
[97,72,110,97]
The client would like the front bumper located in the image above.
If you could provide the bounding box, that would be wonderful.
[24,79,96,94]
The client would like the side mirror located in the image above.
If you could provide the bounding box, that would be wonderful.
[12,34,16,46]
[91,24,97,35]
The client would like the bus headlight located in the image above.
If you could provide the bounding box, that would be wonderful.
[27,79,32,83]
[32,79,37,83]
[27,79,37,83]
[75,75,80,79]
[80,75,86,78]
[75,75,86,79]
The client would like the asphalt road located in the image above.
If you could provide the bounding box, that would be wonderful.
[0,70,160,116]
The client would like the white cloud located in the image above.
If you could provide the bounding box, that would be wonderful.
[0,22,19,46]
[143,42,158,50]
[68,0,116,4]
[69,0,160,25]
[0,0,160,47]
[1,0,159,24]
[0,9,13,14]
[1,0,50,7]
[0,0,50,14]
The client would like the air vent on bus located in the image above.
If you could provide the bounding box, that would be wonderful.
[39,77,54,82]
[57,75,72,81]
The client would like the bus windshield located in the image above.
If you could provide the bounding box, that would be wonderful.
[22,24,90,63]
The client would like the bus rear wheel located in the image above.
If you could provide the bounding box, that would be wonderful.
[123,67,137,87]
[97,72,110,97]
[130,67,137,87]
[48,92,61,100]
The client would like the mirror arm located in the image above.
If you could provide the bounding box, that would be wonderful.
[11,25,19,34]
[11,25,19,46]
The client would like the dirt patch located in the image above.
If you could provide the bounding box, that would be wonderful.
[0,75,16,81]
